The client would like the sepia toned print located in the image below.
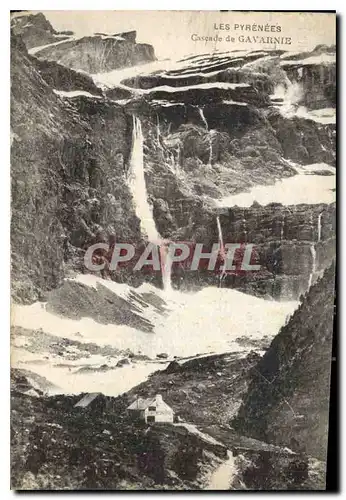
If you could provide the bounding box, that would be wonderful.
[10,10,336,490]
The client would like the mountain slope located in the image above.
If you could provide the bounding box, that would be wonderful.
[232,264,335,460]
[11,34,141,303]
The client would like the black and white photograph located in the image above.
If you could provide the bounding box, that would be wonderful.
[10,9,336,490]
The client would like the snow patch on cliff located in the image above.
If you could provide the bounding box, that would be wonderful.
[217,163,335,207]
[53,89,103,99]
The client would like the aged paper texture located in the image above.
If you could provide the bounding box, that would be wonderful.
[11,10,336,490]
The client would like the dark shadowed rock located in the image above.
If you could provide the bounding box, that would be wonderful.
[164,361,181,374]
[32,57,104,95]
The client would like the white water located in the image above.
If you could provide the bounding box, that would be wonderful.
[216,216,224,249]
[128,116,160,242]
[128,116,172,292]
[198,107,213,165]
[156,115,161,143]
[198,107,209,130]
[216,216,226,287]
[206,451,236,490]
[318,212,323,242]
[282,106,336,125]
[271,81,336,124]
[160,245,172,292]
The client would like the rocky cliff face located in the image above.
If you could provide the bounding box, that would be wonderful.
[170,202,335,299]
[280,45,336,110]
[11,13,156,74]
[10,14,336,490]
[11,12,70,49]
[11,13,336,303]
[11,34,141,303]
[232,264,335,461]
[32,34,155,74]
[32,57,104,96]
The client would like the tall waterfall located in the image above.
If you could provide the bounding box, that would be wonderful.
[198,107,213,166]
[128,116,172,291]
[307,212,323,289]
[216,215,224,249]
[216,216,225,287]
[128,116,160,242]
[308,244,317,289]
[160,244,172,291]
[156,114,161,142]
[318,212,323,242]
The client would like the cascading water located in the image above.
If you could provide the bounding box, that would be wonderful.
[242,212,247,243]
[156,115,166,160]
[128,116,172,291]
[216,216,225,288]
[160,244,172,292]
[198,107,213,166]
[280,217,285,240]
[318,212,323,242]
[156,114,161,143]
[216,216,224,250]
[176,144,181,164]
[128,116,160,242]
[307,212,323,289]
[198,107,208,129]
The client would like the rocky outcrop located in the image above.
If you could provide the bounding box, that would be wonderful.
[11,17,336,302]
[268,110,335,165]
[232,264,335,461]
[29,33,156,74]
[11,34,141,303]
[184,203,336,299]
[11,13,156,75]
[11,386,227,490]
[32,57,104,95]
[11,12,69,49]
[281,45,336,110]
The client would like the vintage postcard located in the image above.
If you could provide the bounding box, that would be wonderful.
[10,10,336,490]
